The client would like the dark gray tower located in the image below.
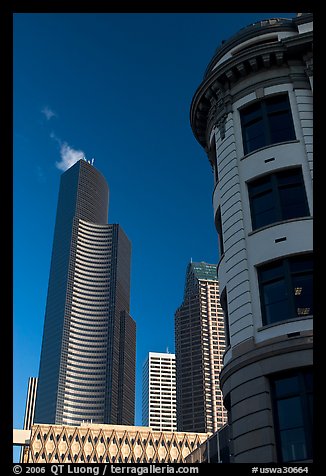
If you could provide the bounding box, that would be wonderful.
[34,159,135,426]
[175,262,227,434]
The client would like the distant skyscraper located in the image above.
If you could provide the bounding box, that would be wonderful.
[22,377,38,430]
[20,377,38,462]
[142,352,176,431]
[34,159,136,426]
[175,262,227,433]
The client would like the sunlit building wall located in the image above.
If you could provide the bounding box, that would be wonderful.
[142,352,177,431]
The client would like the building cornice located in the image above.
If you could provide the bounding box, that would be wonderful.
[190,30,313,149]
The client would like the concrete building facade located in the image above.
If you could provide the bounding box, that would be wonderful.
[142,352,177,432]
[190,14,313,462]
[175,262,227,434]
[23,423,210,464]
[34,159,136,427]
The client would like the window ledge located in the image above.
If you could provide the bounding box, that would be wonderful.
[257,315,313,332]
[248,216,313,236]
[241,139,301,160]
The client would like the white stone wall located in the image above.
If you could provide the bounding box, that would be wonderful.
[213,81,313,363]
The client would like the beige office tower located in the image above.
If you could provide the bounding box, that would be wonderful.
[142,352,177,431]
[175,262,227,434]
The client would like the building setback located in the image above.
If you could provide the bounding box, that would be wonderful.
[142,352,177,432]
[175,262,227,434]
[34,159,136,426]
[190,14,313,462]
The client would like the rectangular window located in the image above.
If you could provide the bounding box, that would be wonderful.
[220,288,230,347]
[271,368,313,462]
[208,135,219,183]
[216,207,224,257]
[258,254,313,326]
[248,168,309,230]
[240,94,296,155]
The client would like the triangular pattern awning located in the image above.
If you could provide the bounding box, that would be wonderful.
[26,424,210,463]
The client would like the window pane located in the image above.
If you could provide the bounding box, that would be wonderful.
[266,95,290,113]
[279,185,309,220]
[244,119,265,153]
[290,256,313,274]
[248,175,271,196]
[304,371,313,392]
[293,274,313,317]
[251,191,277,228]
[280,428,307,462]
[274,375,299,398]
[269,111,296,143]
[241,102,261,124]
[259,262,283,282]
[271,368,313,463]
[277,397,303,430]
[263,279,290,324]
[278,169,301,186]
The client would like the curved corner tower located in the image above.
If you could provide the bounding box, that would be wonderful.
[190,14,313,463]
[34,159,136,426]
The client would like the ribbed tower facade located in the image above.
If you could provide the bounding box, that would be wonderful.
[190,14,313,462]
[175,262,227,434]
[34,159,136,426]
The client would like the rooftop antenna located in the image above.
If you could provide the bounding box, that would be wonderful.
[166,346,169,354]
[91,158,95,165]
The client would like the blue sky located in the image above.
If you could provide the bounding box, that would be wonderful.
[13,12,295,453]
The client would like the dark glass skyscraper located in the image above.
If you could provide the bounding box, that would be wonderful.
[34,159,136,426]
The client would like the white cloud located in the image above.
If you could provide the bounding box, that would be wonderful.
[55,142,85,171]
[41,106,57,120]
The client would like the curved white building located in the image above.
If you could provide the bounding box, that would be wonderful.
[190,14,313,463]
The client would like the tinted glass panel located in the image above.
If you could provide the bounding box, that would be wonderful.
[272,369,312,462]
[248,176,270,196]
[259,262,283,282]
[266,95,290,113]
[241,102,261,124]
[269,111,296,143]
[263,279,290,324]
[277,397,303,429]
[251,191,276,228]
[280,428,307,462]
[244,119,265,153]
[293,274,313,316]
[279,185,309,220]
[274,375,299,398]
[278,169,301,186]
[290,257,313,273]
[304,372,313,392]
